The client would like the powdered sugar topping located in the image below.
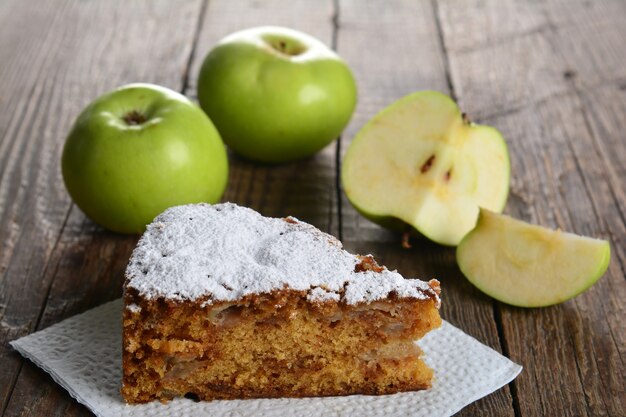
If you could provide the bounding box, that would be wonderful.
[125,203,437,305]
[307,287,341,303]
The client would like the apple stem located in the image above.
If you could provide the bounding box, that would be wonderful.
[401,230,412,249]
[462,112,471,124]
[123,110,147,126]
[262,35,306,56]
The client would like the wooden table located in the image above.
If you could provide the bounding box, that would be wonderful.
[1,1,624,416]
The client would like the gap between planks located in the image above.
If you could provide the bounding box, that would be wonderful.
[431,1,522,416]
[332,0,344,242]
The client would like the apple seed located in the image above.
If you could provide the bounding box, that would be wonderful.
[420,154,436,174]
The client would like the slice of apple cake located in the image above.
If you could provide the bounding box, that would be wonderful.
[121,203,441,403]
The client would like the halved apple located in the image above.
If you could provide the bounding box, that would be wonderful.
[341,91,509,246]
[457,209,611,307]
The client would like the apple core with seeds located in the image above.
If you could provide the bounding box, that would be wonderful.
[341,91,510,246]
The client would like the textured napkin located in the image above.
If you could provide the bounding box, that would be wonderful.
[11,299,521,417]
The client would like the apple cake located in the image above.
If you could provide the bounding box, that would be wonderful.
[121,203,441,403]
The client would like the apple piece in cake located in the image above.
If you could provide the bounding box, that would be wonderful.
[121,203,441,403]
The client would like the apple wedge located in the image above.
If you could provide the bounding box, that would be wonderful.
[341,91,509,246]
[457,209,611,307]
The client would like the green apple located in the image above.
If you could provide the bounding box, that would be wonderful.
[457,209,611,307]
[61,83,228,234]
[341,91,510,246]
[197,26,357,163]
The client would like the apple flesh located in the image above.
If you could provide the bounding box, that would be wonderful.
[62,83,228,234]
[457,209,611,307]
[341,91,510,246]
[197,26,357,163]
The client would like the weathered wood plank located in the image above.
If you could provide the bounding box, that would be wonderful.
[546,0,626,87]
[436,0,550,54]
[338,0,450,244]
[0,0,204,415]
[336,1,515,416]
[3,0,340,415]
[0,1,623,416]
[580,85,626,278]
[187,0,339,235]
[478,96,625,417]
[441,24,570,119]
[437,0,626,416]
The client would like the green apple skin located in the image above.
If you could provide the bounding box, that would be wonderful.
[62,83,228,234]
[197,26,357,163]
[342,91,510,246]
[457,209,611,307]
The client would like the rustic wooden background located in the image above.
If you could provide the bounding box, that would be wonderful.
[0,0,624,416]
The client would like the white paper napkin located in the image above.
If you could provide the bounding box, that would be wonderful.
[10,299,521,417]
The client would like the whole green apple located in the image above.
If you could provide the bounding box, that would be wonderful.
[197,26,357,163]
[61,83,228,234]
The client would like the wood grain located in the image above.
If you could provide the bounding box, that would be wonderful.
[336,1,515,416]
[0,0,624,416]
[337,0,449,243]
[0,0,204,415]
[188,0,339,235]
[437,0,626,415]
